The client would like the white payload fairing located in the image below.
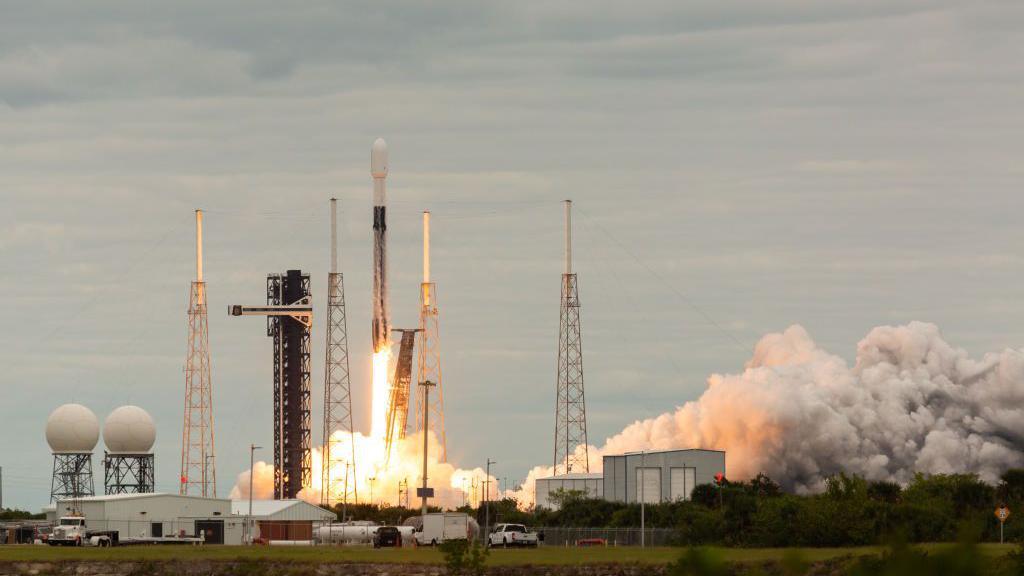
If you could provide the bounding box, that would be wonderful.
[371,138,390,352]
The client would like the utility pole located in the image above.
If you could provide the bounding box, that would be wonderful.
[1,465,3,511]
[641,450,646,548]
[419,380,436,517]
[485,458,496,538]
[247,444,261,544]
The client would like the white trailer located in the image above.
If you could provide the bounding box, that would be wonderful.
[414,513,470,546]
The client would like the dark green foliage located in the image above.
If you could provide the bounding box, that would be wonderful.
[666,547,727,576]
[868,480,903,504]
[440,538,488,576]
[848,539,987,576]
[330,502,440,525]
[328,470,1021,548]
[691,483,722,509]
[0,508,44,520]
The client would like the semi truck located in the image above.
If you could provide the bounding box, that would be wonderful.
[48,516,119,547]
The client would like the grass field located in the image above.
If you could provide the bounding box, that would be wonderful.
[0,543,1017,565]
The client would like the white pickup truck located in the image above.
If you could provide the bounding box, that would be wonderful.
[48,516,118,547]
[488,523,538,548]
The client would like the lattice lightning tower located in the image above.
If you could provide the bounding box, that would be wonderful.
[181,209,217,497]
[415,211,447,461]
[322,198,357,507]
[553,200,589,475]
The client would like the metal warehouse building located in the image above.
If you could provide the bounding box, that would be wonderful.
[536,448,725,509]
[53,493,244,544]
[231,499,336,542]
[603,449,725,504]
[535,473,603,509]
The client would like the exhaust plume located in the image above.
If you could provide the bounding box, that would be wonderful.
[511,322,1024,504]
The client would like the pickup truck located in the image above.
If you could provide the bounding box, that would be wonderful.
[48,516,119,547]
[488,523,538,548]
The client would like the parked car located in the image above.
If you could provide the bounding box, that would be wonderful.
[488,524,538,548]
[373,526,403,548]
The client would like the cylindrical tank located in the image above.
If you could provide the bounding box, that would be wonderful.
[103,405,156,454]
[46,404,100,453]
[313,522,380,544]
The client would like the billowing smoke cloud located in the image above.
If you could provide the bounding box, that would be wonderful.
[236,322,1024,508]
[230,430,502,510]
[512,322,1024,502]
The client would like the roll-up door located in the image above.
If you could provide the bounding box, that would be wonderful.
[635,468,661,504]
[670,467,698,501]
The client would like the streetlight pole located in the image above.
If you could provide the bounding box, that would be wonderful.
[369,476,376,508]
[248,444,262,544]
[419,380,436,518]
[641,450,646,548]
[485,458,496,540]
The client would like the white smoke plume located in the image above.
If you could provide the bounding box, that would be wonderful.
[230,430,502,510]
[511,322,1024,503]
[235,322,1024,509]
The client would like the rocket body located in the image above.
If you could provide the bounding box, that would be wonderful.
[371,138,390,352]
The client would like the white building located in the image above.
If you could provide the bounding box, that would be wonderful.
[53,493,244,544]
[535,473,603,510]
[603,449,725,504]
[231,499,335,542]
[535,449,727,509]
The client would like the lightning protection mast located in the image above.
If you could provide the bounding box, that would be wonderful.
[553,200,589,475]
[322,198,357,508]
[415,211,447,461]
[181,209,217,497]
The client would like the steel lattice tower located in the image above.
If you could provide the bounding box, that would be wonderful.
[415,211,447,461]
[51,454,94,503]
[104,454,155,494]
[322,198,357,507]
[554,200,589,475]
[181,209,216,497]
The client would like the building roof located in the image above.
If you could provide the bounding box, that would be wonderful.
[606,448,726,457]
[230,499,335,522]
[537,473,603,480]
[58,492,228,503]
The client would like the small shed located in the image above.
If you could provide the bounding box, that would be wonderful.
[232,499,335,541]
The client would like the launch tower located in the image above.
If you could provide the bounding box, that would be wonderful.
[229,270,313,499]
[553,200,589,475]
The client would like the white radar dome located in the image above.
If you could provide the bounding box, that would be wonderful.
[371,138,389,178]
[46,404,100,454]
[103,405,156,454]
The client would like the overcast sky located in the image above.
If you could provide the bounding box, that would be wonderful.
[2,1,1023,510]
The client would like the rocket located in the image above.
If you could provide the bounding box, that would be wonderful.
[371,138,390,352]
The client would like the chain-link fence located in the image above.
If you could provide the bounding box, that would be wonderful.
[534,526,678,547]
